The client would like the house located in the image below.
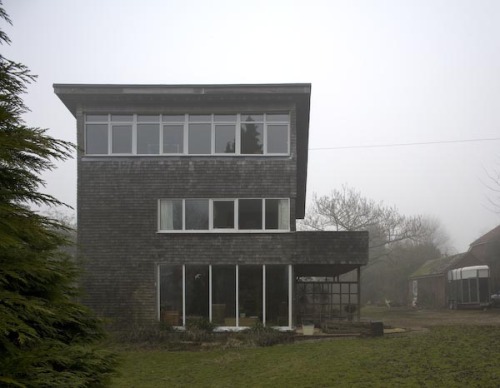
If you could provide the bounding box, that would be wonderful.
[468,225,500,292]
[409,252,484,308]
[54,83,369,330]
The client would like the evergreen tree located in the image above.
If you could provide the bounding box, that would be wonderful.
[241,118,263,154]
[0,4,116,387]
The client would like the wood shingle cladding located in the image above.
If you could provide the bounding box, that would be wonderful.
[54,83,369,328]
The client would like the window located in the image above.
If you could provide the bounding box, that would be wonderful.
[265,199,289,230]
[85,113,289,156]
[111,125,132,154]
[137,115,160,154]
[159,199,183,230]
[215,125,236,153]
[163,125,184,154]
[213,200,235,229]
[85,124,108,154]
[158,198,289,232]
[265,265,289,326]
[159,264,183,326]
[188,123,211,154]
[240,114,263,155]
[137,124,160,154]
[159,264,293,328]
[238,199,262,229]
[267,125,288,154]
[212,266,236,326]
[185,199,209,230]
[185,265,209,320]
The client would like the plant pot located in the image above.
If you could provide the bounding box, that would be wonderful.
[302,324,315,336]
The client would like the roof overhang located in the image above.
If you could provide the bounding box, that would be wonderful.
[54,83,311,218]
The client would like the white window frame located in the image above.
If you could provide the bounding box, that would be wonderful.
[158,198,290,233]
[84,113,290,156]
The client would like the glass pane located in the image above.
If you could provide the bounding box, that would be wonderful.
[138,115,160,122]
[189,115,211,122]
[239,265,262,326]
[462,280,469,303]
[85,124,108,154]
[186,265,209,320]
[86,114,108,122]
[240,123,263,154]
[265,199,289,230]
[213,201,234,229]
[112,125,132,153]
[266,265,288,326]
[470,279,478,302]
[212,266,236,326]
[238,199,262,230]
[185,199,209,230]
[188,123,211,154]
[215,125,235,153]
[137,124,159,154]
[267,113,289,122]
[159,264,183,326]
[111,114,133,122]
[163,115,185,123]
[214,114,236,122]
[163,125,184,153]
[159,199,182,230]
[241,114,263,122]
[267,125,288,154]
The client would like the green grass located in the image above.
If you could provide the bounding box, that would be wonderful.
[111,326,500,387]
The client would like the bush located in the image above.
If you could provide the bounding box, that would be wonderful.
[239,323,294,347]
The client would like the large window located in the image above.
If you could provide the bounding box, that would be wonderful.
[185,265,209,320]
[212,266,236,326]
[158,198,289,232]
[84,113,289,156]
[158,264,183,326]
[159,264,292,328]
[266,265,289,326]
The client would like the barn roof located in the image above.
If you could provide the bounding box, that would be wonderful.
[470,224,500,247]
[410,253,469,278]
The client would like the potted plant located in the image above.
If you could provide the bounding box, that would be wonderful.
[344,304,357,322]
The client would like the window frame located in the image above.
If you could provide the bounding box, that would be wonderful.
[158,263,293,329]
[158,198,290,233]
[84,113,289,156]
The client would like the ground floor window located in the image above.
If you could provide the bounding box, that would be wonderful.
[158,264,292,328]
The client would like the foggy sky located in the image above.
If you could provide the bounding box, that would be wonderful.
[3,0,499,251]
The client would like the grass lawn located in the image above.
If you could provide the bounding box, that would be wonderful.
[111,325,500,387]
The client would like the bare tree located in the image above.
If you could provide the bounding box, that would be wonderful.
[484,161,500,214]
[300,185,440,262]
[299,185,450,305]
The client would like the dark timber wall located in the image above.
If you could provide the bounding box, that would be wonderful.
[69,90,369,328]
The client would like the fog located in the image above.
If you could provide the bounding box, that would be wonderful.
[3,0,499,251]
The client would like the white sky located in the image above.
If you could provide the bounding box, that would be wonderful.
[3,0,500,251]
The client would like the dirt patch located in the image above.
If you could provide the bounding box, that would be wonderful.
[361,306,500,330]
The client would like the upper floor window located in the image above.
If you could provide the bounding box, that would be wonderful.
[158,198,290,232]
[84,113,289,156]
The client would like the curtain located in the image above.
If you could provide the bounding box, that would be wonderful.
[278,199,289,230]
[160,199,174,230]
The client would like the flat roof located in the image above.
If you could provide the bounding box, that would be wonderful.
[54,83,311,218]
